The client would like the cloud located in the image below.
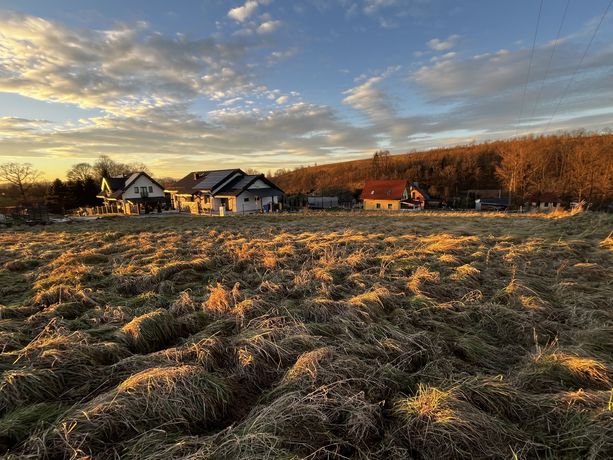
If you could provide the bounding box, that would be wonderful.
[409,37,613,135]
[228,1,259,22]
[257,20,281,34]
[427,34,460,51]
[275,95,289,105]
[0,11,273,116]
[342,66,400,122]
[363,0,401,15]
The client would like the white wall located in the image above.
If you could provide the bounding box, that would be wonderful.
[248,179,270,189]
[122,175,165,200]
[235,191,260,213]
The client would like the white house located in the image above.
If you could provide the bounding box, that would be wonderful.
[167,169,284,214]
[97,172,166,213]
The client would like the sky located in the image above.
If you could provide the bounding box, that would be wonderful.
[0,0,612,179]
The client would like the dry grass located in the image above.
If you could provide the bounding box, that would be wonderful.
[0,211,611,458]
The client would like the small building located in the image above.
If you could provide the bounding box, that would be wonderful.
[475,197,510,211]
[361,179,409,210]
[407,182,443,208]
[97,172,165,214]
[167,169,284,214]
[307,194,339,209]
[527,192,563,212]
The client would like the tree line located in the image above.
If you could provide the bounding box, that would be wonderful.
[271,131,613,208]
[0,155,153,212]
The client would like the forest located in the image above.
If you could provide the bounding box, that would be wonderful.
[272,132,613,208]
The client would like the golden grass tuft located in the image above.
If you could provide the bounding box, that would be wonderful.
[37,365,232,457]
[205,283,232,315]
[518,348,611,391]
[120,309,181,354]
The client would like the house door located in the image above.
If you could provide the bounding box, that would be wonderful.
[219,198,230,211]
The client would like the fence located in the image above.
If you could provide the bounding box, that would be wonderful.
[0,205,50,223]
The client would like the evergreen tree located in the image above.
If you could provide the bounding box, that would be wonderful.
[46,179,68,214]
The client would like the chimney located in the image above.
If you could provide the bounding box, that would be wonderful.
[193,172,199,181]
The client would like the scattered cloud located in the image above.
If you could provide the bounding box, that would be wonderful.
[228,0,259,22]
[427,34,461,51]
[257,19,281,34]
[342,66,400,121]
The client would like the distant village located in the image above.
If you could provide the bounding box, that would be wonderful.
[93,168,567,217]
[0,164,576,224]
[3,128,611,223]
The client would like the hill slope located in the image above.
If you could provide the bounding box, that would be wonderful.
[272,132,613,207]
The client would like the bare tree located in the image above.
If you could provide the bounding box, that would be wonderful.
[93,155,125,179]
[67,162,95,182]
[0,162,41,203]
[93,155,152,180]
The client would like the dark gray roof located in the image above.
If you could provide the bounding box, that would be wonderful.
[215,175,260,196]
[411,182,431,200]
[106,176,127,192]
[194,169,240,191]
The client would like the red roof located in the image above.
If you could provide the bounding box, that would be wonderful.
[361,179,408,200]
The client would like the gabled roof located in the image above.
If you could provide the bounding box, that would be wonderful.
[215,174,284,197]
[172,169,244,195]
[361,179,408,201]
[410,182,431,200]
[98,172,164,199]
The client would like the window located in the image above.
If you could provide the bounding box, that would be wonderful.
[387,203,393,209]
[244,197,250,202]
[134,187,139,193]
[148,186,153,193]
[376,203,381,209]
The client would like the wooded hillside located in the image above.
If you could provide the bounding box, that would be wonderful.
[272,132,612,207]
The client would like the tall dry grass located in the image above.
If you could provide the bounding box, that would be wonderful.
[0,211,611,458]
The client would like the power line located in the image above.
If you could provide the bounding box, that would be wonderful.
[529,0,570,123]
[515,0,544,137]
[542,0,613,134]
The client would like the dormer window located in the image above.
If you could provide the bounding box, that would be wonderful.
[387,190,391,196]
[370,190,375,195]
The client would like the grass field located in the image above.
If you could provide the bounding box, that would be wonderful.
[0,211,611,459]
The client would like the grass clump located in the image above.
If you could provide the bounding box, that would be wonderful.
[393,384,529,459]
[35,366,232,458]
[517,348,611,392]
[0,402,65,450]
[120,309,181,354]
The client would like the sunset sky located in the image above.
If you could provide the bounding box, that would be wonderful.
[0,0,612,179]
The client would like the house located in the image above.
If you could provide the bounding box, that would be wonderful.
[475,197,510,211]
[97,172,166,213]
[527,192,563,212]
[361,179,409,210]
[407,182,443,208]
[167,169,284,214]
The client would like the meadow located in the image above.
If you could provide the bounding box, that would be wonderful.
[0,211,611,459]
